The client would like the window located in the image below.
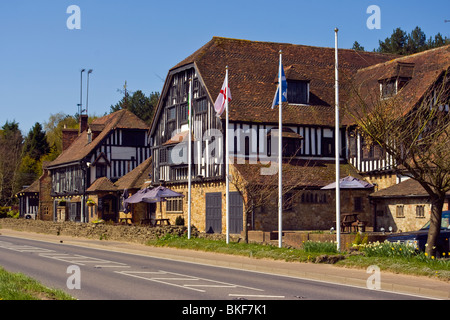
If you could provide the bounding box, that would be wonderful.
[267,128,302,158]
[122,130,145,147]
[166,197,183,212]
[362,143,384,160]
[167,107,176,121]
[283,192,294,211]
[416,205,425,218]
[180,104,188,123]
[381,80,396,99]
[244,136,250,159]
[396,205,405,218]
[354,197,363,212]
[322,137,334,157]
[159,148,167,164]
[96,164,107,179]
[300,192,327,204]
[195,98,208,113]
[287,80,309,104]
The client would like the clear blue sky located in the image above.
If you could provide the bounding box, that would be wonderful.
[1,0,449,134]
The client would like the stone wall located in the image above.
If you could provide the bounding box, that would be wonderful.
[0,218,189,244]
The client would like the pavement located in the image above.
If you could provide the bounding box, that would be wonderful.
[0,228,449,300]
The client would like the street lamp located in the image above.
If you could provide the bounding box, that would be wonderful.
[86,69,93,115]
[79,69,85,115]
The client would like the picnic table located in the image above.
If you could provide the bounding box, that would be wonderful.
[337,213,366,233]
[154,218,171,226]
[140,218,171,226]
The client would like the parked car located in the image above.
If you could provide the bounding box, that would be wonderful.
[386,210,450,257]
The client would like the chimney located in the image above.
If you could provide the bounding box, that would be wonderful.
[79,114,88,134]
[62,128,78,151]
[87,128,92,144]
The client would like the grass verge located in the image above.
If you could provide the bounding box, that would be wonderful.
[0,267,75,300]
[146,234,450,281]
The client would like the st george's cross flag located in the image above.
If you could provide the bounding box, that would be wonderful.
[214,73,232,116]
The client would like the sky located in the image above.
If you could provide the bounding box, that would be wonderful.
[0,0,449,134]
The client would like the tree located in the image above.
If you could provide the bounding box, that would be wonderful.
[229,143,311,243]
[378,27,407,54]
[377,26,449,55]
[345,70,450,258]
[352,41,365,52]
[44,112,78,155]
[23,122,50,161]
[110,89,160,125]
[405,26,427,54]
[0,121,24,206]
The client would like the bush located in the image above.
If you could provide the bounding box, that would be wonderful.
[0,207,9,218]
[175,215,185,226]
[7,210,19,219]
[0,207,17,219]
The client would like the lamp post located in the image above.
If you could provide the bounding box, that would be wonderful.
[80,69,85,115]
[86,69,93,115]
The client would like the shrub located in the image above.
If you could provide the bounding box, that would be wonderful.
[175,215,185,226]
[0,207,9,219]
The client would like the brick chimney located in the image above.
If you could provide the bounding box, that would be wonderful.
[79,114,88,134]
[62,128,78,151]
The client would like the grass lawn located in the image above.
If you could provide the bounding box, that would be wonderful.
[0,267,75,300]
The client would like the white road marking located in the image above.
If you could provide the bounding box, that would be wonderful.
[229,294,285,299]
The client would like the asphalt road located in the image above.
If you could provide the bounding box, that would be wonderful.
[0,234,431,303]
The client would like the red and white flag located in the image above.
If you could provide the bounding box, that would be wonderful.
[214,74,231,116]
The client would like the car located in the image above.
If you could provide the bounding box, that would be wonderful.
[386,210,450,257]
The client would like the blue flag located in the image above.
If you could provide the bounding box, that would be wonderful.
[271,64,287,109]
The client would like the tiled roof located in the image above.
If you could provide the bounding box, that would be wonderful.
[370,178,450,198]
[346,45,450,122]
[114,156,152,190]
[17,179,40,195]
[86,177,117,192]
[48,109,148,167]
[232,159,363,189]
[87,156,153,193]
[170,37,397,126]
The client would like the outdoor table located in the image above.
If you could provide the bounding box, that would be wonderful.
[154,218,170,226]
[341,213,359,232]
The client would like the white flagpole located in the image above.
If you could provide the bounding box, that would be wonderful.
[278,51,283,248]
[334,28,341,252]
[225,66,230,244]
[188,78,192,239]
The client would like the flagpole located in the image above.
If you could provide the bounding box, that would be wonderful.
[225,66,230,244]
[188,78,192,240]
[278,51,283,248]
[334,28,341,252]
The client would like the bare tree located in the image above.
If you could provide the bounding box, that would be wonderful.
[344,69,450,257]
[229,142,313,243]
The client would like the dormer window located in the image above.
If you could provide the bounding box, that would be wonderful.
[380,79,397,99]
[287,80,310,105]
[379,62,414,99]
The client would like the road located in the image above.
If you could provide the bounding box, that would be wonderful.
[0,234,431,301]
